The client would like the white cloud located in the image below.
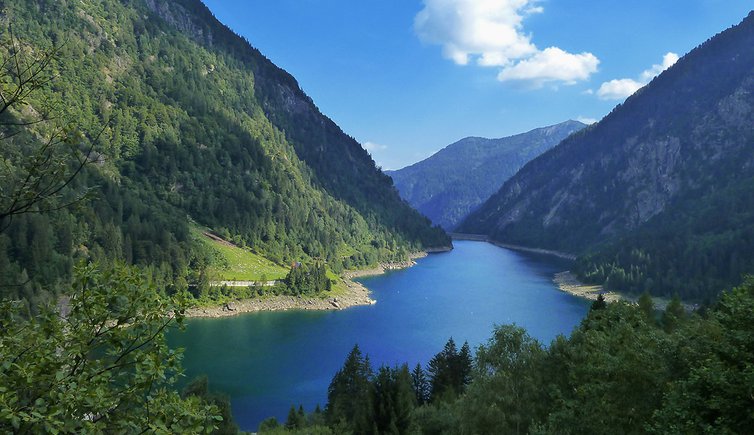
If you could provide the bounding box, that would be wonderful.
[640,52,679,82]
[597,52,679,100]
[414,0,599,86]
[597,78,643,100]
[363,141,388,153]
[497,47,599,87]
[576,116,598,125]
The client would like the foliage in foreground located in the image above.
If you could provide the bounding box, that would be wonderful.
[265,279,754,434]
[0,263,220,434]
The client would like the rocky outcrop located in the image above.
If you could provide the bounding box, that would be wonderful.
[185,285,376,318]
[460,12,754,254]
[143,0,214,45]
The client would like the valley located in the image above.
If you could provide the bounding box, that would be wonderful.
[2,1,754,434]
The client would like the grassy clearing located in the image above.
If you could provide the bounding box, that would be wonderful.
[190,225,354,298]
[326,269,349,297]
[191,226,288,281]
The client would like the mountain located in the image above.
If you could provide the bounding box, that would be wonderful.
[459,12,754,302]
[387,121,585,230]
[0,0,448,304]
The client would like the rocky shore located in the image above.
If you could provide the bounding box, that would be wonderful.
[184,281,375,318]
[185,248,451,318]
[449,233,575,260]
[553,271,622,303]
[492,242,576,260]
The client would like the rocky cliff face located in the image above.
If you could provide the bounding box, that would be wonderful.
[459,11,754,254]
[388,120,585,230]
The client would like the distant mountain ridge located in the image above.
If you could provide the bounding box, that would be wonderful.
[387,120,585,230]
[459,11,754,301]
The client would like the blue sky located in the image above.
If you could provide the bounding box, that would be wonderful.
[202,0,751,170]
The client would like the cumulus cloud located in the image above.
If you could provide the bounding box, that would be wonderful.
[414,0,599,86]
[497,47,599,86]
[363,141,388,153]
[597,52,679,100]
[596,78,644,100]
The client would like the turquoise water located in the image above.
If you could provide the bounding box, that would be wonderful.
[169,240,589,430]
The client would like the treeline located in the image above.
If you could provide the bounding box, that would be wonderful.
[259,279,754,434]
[575,179,754,303]
[259,338,473,434]
[184,261,333,306]
[284,262,332,296]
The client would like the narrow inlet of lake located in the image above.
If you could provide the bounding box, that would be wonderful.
[168,240,590,431]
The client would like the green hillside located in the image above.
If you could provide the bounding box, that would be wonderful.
[0,0,448,305]
[190,226,287,282]
[459,12,754,302]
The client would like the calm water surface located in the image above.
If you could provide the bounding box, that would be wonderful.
[169,240,589,430]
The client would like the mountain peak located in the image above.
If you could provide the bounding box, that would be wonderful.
[389,121,585,230]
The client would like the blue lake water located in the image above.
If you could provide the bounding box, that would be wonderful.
[169,240,590,431]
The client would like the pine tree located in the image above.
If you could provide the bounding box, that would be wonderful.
[326,345,374,432]
[372,365,417,434]
[411,363,429,405]
[285,405,305,430]
[309,404,325,427]
[590,293,607,311]
[638,291,656,324]
[662,294,685,332]
[457,341,473,388]
[428,338,459,402]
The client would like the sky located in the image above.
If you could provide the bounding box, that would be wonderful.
[202,0,752,170]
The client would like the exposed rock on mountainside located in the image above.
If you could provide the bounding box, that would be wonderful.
[460,12,754,301]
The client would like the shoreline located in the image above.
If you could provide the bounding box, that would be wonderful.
[553,271,622,303]
[185,246,452,318]
[449,233,576,260]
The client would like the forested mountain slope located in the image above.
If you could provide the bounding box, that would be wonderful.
[387,121,585,230]
[460,11,754,301]
[0,0,447,304]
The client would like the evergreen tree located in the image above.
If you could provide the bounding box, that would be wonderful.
[411,363,429,405]
[662,294,686,332]
[457,341,474,387]
[427,337,471,402]
[308,404,326,427]
[590,293,607,311]
[285,405,305,430]
[638,291,656,324]
[326,345,374,432]
[372,365,417,434]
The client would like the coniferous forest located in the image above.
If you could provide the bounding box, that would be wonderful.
[2,0,754,434]
[0,0,448,309]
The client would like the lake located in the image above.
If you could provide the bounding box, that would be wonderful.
[169,240,590,431]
